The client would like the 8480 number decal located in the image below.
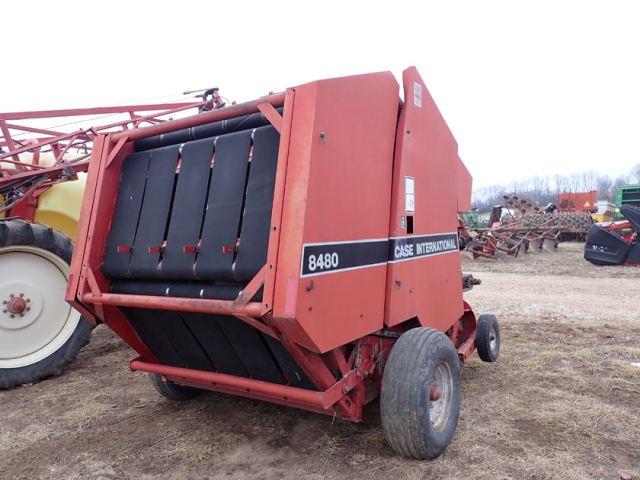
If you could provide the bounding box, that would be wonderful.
[300,239,389,277]
[308,252,339,272]
[300,236,457,278]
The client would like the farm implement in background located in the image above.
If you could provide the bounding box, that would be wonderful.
[0,91,222,389]
[584,204,640,266]
[464,194,593,260]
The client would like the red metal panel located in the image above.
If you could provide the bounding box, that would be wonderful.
[557,191,597,212]
[272,72,399,353]
[65,135,107,314]
[262,90,296,316]
[384,67,464,330]
[456,155,472,212]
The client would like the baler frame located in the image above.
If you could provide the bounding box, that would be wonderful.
[1,98,218,219]
[67,84,479,422]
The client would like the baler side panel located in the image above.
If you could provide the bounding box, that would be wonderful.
[385,67,464,329]
[456,156,472,213]
[271,84,319,350]
[273,72,400,353]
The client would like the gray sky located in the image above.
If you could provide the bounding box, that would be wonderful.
[3,0,639,188]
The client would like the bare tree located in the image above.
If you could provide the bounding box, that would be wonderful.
[471,164,640,213]
[579,170,598,191]
[630,163,640,183]
[596,175,613,201]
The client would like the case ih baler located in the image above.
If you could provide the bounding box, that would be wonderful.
[67,67,500,459]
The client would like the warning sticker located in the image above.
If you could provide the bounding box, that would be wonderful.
[413,82,422,107]
[405,177,415,213]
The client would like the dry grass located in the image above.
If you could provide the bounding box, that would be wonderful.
[1,242,638,479]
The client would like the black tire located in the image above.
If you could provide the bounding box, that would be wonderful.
[0,220,94,389]
[476,314,500,362]
[149,373,202,401]
[380,327,462,460]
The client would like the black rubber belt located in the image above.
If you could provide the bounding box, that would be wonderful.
[213,316,286,384]
[102,151,150,278]
[129,145,180,278]
[160,137,214,279]
[234,126,280,281]
[121,307,187,368]
[151,310,214,371]
[196,129,252,280]
[178,312,249,377]
[110,280,314,387]
[263,336,316,389]
[134,109,282,151]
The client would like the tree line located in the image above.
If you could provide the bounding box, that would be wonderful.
[471,164,640,213]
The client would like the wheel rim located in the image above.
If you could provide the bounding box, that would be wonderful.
[0,246,80,369]
[429,360,454,431]
[489,325,498,352]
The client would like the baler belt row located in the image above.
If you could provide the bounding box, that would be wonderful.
[102,125,279,282]
[100,115,315,389]
[133,109,282,151]
[110,278,314,388]
[119,306,315,388]
[110,280,314,388]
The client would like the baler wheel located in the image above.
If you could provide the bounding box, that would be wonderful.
[149,373,202,401]
[0,220,94,389]
[380,327,461,460]
[476,314,500,362]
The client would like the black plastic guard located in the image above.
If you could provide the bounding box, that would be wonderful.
[584,225,630,265]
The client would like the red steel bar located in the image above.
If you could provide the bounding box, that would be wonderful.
[0,120,21,165]
[82,292,262,317]
[0,129,86,160]
[0,160,89,183]
[0,102,203,120]
[4,123,67,137]
[0,103,204,162]
[130,359,355,411]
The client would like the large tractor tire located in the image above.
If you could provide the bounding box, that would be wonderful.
[0,220,93,389]
[380,327,462,460]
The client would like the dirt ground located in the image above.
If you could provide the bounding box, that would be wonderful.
[1,242,638,480]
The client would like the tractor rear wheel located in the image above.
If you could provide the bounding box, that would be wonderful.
[476,314,500,362]
[0,220,94,389]
[380,327,461,459]
[149,373,202,401]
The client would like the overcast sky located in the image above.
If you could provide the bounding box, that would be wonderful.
[2,1,639,188]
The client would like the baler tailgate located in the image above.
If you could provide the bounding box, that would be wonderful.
[100,114,318,390]
[103,125,278,281]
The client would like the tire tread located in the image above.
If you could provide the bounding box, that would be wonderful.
[476,314,500,362]
[381,327,461,459]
